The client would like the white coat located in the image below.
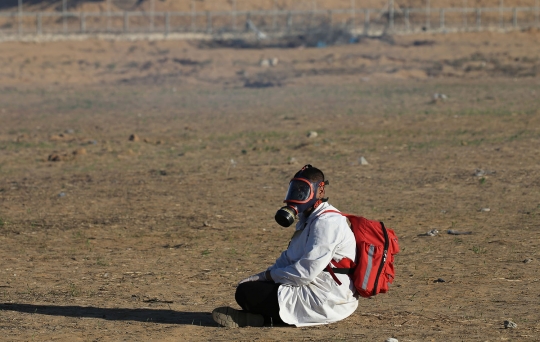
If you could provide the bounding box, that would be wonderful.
[268,202,358,326]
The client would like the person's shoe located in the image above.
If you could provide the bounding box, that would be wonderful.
[212,306,265,328]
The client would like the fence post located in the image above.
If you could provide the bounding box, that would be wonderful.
[63,0,67,34]
[37,12,42,35]
[150,0,155,32]
[534,0,540,27]
[107,0,111,32]
[426,0,431,31]
[206,11,212,33]
[286,11,292,33]
[328,10,333,26]
[440,9,445,31]
[18,0,22,35]
[512,7,517,28]
[476,8,481,30]
[328,10,333,37]
[308,4,314,32]
[405,8,410,31]
[232,0,237,31]
[364,9,370,35]
[166,12,170,35]
[463,1,468,31]
[80,12,85,33]
[499,0,504,29]
[191,1,196,32]
[389,0,394,31]
[124,12,128,33]
[351,0,355,30]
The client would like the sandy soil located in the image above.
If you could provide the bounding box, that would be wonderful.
[1,29,540,88]
[0,31,540,341]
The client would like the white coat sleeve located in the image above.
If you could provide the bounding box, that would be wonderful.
[267,249,292,271]
[269,217,342,286]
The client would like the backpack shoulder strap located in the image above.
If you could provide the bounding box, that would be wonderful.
[317,209,342,217]
[319,210,353,228]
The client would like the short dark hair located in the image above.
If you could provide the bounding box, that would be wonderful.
[295,165,325,183]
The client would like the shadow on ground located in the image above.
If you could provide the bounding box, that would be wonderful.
[0,303,217,326]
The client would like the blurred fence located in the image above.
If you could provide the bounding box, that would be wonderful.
[1,6,539,38]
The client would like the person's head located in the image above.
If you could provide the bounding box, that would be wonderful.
[274,165,329,227]
[292,165,326,202]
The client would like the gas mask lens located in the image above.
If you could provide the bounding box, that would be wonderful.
[284,179,313,203]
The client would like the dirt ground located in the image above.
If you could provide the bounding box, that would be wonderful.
[1,31,540,341]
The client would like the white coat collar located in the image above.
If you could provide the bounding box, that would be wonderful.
[296,202,330,231]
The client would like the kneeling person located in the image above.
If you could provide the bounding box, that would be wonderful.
[213,165,358,327]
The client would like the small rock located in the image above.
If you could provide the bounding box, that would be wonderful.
[523,258,533,263]
[504,320,517,329]
[65,129,75,134]
[87,139,98,145]
[426,229,439,236]
[203,221,212,227]
[385,338,399,342]
[474,169,496,177]
[270,57,279,66]
[48,153,61,162]
[307,131,318,138]
[128,134,139,142]
[230,159,237,167]
[288,157,298,165]
[73,148,87,156]
[259,59,270,67]
[474,169,486,177]
[48,152,69,162]
[58,192,66,198]
[432,93,448,103]
[359,156,369,165]
[434,278,445,283]
[103,273,109,278]
[480,208,490,212]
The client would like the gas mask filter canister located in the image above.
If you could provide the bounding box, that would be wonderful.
[275,206,297,228]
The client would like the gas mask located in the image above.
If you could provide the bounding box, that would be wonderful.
[275,166,329,227]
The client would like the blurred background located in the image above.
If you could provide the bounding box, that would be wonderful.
[1,1,539,341]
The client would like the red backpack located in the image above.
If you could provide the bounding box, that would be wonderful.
[321,210,400,298]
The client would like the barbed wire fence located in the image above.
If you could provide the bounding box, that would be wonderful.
[1,0,539,39]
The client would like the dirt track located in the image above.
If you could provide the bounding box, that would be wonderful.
[1,31,540,341]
